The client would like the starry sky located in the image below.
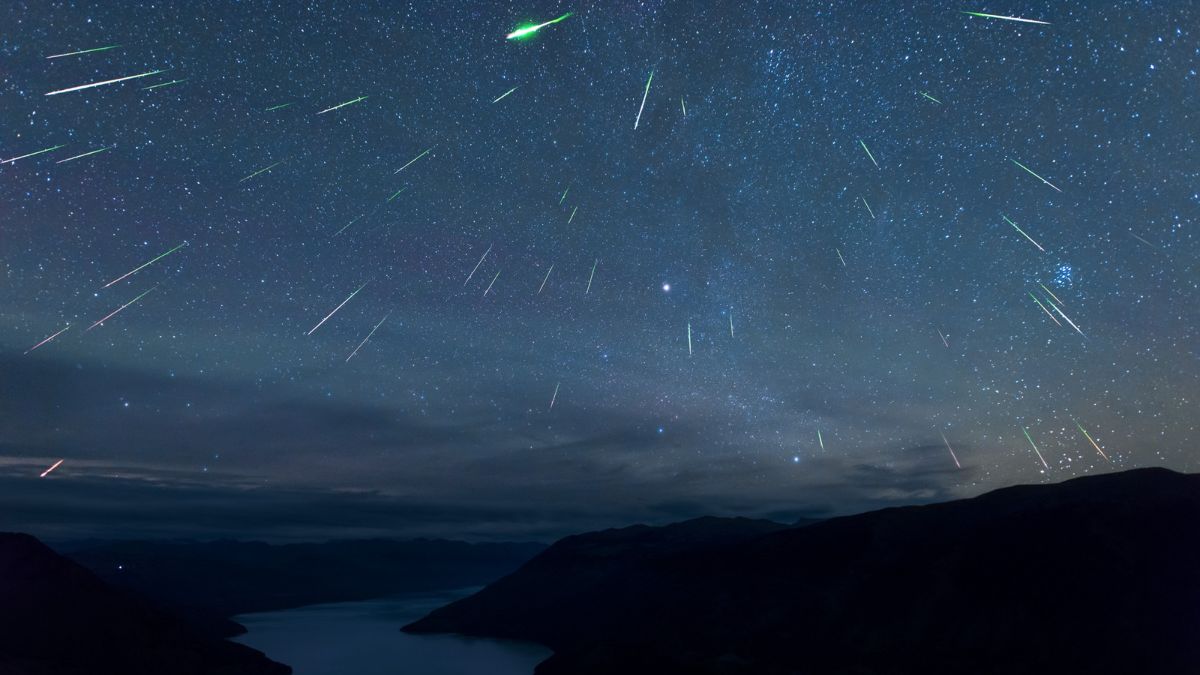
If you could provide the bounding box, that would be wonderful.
[1,1,1197,542]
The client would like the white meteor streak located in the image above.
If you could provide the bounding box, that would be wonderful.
[2,144,66,164]
[484,270,501,297]
[963,11,1050,25]
[40,459,64,478]
[307,282,368,336]
[537,264,554,294]
[687,322,693,356]
[585,259,597,294]
[86,286,157,332]
[25,324,71,355]
[464,245,492,286]
[549,383,560,410]
[45,69,165,96]
[941,432,962,469]
[346,311,390,362]
[634,70,653,130]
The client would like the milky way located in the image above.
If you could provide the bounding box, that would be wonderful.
[1,1,1196,541]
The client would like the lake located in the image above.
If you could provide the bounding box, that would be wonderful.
[232,590,551,675]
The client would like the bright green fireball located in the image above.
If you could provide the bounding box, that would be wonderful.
[506,12,572,40]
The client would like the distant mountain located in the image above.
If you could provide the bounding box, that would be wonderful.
[65,537,545,637]
[0,532,288,675]
[406,468,1200,675]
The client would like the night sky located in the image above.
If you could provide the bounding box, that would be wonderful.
[2,1,1197,542]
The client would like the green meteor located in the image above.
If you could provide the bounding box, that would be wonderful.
[239,160,284,183]
[394,147,431,174]
[492,86,518,103]
[920,91,942,104]
[47,44,121,59]
[1010,158,1062,192]
[142,78,187,91]
[265,102,294,111]
[963,11,1049,25]
[104,241,188,288]
[859,139,879,168]
[559,185,570,205]
[506,12,572,40]
[1002,214,1044,252]
[317,95,368,115]
[56,147,110,164]
[1,144,66,164]
[1021,426,1049,469]
[387,186,408,202]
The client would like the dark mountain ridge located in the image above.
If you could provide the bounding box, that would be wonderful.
[0,532,289,675]
[406,468,1200,674]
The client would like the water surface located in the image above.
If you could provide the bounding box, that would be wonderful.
[233,590,550,675]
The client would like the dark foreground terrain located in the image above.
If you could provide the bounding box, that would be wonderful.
[407,468,1200,675]
[64,538,545,637]
[0,533,289,675]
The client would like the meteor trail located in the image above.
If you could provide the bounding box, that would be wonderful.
[1029,292,1062,326]
[1037,283,1064,308]
[265,102,293,111]
[86,286,157,332]
[506,12,572,40]
[317,95,368,115]
[239,160,283,183]
[963,11,1050,25]
[941,433,962,469]
[47,44,120,59]
[484,270,501,297]
[1074,421,1110,461]
[1021,426,1049,470]
[346,311,390,362]
[729,310,734,339]
[537,265,554,294]
[2,144,66,164]
[836,248,846,266]
[585,259,597,294]
[818,430,825,451]
[142,78,187,90]
[25,324,71,355]
[492,86,518,103]
[938,329,949,348]
[861,197,875,219]
[859,140,879,168]
[681,97,687,116]
[568,206,578,224]
[920,91,942,104]
[464,245,492,286]
[1010,158,1062,192]
[634,70,653,130]
[103,241,187,288]
[387,186,408,202]
[334,214,363,236]
[1002,215,1044,252]
[45,69,165,96]
[307,282,368,336]
[1129,231,1159,250]
[395,148,431,173]
[56,147,109,164]
[687,322,693,356]
[549,383,560,410]
[40,460,64,478]
[1043,295,1085,337]
[559,186,569,205]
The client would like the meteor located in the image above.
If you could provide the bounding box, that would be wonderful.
[1021,426,1049,470]
[859,140,879,168]
[861,197,875,219]
[103,241,187,288]
[1002,215,1044,252]
[394,148,431,173]
[86,286,157,332]
[317,95,368,115]
[549,383,560,410]
[729,310,734,339]
[40,460,64,478]
[25,324,71,355]
[559,186,570,205]
[1043,295,1085,337]
[47,44,120,59]
[386,186,408,202]
[1028,292,1062,326]
[346,311,390,362]
[1074,420,1110,461]
[265,102,294,111]
[45,69,165,96]
[239,160,283,183]
[585,259,597,294]
[634,70,654,129]
[568,206,578,224]
[1010,158,1062,192]
[56,147,109,164]
[938,329,949,348]
[492,86,518,103]
[836,248,846,267]
[920,91,942,104]
[307,282,368,336]
[537,264,554,294]
[463,245,492,286]
[1038,282,1064,307]
[818,430,825,451]
[687,322,693,356]
[334,214,363,236]
[484,269,501,297]
[1128,231,1159,250]
[963,11,1050,25]
[2,144,66,164]
[941,433,962,469]
[506,12,572,40]
[681,96,687,116]
[142,78,187,91]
